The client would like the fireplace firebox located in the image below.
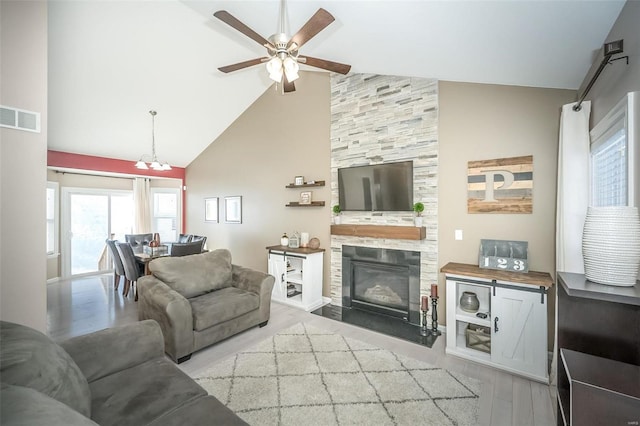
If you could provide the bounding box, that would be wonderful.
[342,245,420,324]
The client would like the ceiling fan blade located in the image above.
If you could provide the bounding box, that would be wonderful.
[287,8,335,51]
[214,10,273,49]
[298,56,351,75]
[218,58,266,73]
[283,74,296,93]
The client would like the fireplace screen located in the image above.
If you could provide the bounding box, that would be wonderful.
[342,245,420,324]
[352,262,409,311]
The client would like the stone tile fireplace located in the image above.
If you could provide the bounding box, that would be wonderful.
[328,73,439,331]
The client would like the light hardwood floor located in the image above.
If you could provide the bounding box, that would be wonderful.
[47,274,557,426]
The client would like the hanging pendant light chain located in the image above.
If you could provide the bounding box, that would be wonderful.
[150,110,157,161]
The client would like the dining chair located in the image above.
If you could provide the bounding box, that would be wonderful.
[190,235,207,251]
[115,242,143,301]
[125,233,153,253]
[105,239,126,291]
[177,233,193,243]
[170,241,204,257]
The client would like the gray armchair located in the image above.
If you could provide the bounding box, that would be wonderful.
[137,249,274,363]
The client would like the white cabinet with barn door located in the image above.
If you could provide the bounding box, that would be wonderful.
[267,246,324,312]
[442,263,553,383]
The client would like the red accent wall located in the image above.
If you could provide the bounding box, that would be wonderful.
[47,150,187,232]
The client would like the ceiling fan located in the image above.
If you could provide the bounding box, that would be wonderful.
[213,1,351,93]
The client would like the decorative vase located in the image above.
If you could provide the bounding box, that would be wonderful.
[414,216,423,227]
[150,233,160,248]
[308,237,320,249]
[582,206,640,287]
[334,215,341,225]
[459,291,480,313]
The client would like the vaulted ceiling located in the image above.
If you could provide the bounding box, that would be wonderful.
[47,0,626,168]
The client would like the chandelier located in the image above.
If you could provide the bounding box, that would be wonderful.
[135,110,172,171]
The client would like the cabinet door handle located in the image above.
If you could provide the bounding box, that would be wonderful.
[494,317,499,333]
[281,273,285,283]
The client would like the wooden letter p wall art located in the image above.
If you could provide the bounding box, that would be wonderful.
[467,155,533,214]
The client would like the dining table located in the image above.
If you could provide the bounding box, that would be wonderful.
[134,245,170,275]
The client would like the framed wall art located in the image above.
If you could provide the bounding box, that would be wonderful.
[467,155,533,214]
[204,197,218,222]
[225,196,242,224]
[300,191,312,205]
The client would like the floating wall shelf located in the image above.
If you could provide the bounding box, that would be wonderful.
[285,180,325,188]
[286,201,326,207]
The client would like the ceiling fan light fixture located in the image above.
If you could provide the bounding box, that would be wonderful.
[283,57,299,82]
[266,57,283,82]
[214,5,350,93]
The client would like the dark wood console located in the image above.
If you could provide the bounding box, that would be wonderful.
[556,272,640,425]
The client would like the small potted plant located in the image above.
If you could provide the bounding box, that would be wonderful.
[413,202,424,227]
[332,204,342,224]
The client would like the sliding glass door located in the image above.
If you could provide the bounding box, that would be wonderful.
[62,189,133,277]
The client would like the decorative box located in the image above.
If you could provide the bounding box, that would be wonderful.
[465,324,491,354]
[479,239,528,273]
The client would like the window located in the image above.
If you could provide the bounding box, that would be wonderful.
[590,92,638,207]
[46,182,59,255]
[151,188,181,242]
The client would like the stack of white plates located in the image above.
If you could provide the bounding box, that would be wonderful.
[582,206,640,287]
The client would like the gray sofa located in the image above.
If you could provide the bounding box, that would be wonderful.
[137,249,275,363]
[0,319,246,426]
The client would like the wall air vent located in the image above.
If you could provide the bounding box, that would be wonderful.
[0,105,40,133]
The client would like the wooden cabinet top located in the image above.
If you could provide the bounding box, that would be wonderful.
[441,262,553,288]
[266,245,325,254]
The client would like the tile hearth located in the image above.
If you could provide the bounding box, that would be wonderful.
[311,304,439,348]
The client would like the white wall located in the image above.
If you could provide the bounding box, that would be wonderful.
[0,1,48,332]
[186,72,331,291]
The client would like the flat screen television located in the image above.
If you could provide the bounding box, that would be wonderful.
[338,161,413,211]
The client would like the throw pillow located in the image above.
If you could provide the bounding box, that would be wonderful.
[149,249,233,298]
[0,321,92,417]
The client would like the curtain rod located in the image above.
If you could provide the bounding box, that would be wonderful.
[573,39,626,112]
[53,170,144,181]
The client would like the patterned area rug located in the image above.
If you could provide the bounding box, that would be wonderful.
[195,323,480,425]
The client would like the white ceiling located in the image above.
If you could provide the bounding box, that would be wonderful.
[47,0,626,168]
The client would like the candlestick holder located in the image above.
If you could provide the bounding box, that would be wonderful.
[431,296,442,336]
[420,309,429,336]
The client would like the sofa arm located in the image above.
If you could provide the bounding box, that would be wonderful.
[137,275,194,362]
[59,320,164,383]
[232,265,275,323]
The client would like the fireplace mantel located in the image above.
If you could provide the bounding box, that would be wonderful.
[331,224,426,240]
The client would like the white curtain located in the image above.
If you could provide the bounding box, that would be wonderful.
[133,178,152,233]
[551,100,591,384]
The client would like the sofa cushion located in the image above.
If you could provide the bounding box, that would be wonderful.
[89,357,208,426]
[149,249,233,298]
[147,395,248,426]
[0,321,92,418]
[1,383,99,426]
[190,287,260,331]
